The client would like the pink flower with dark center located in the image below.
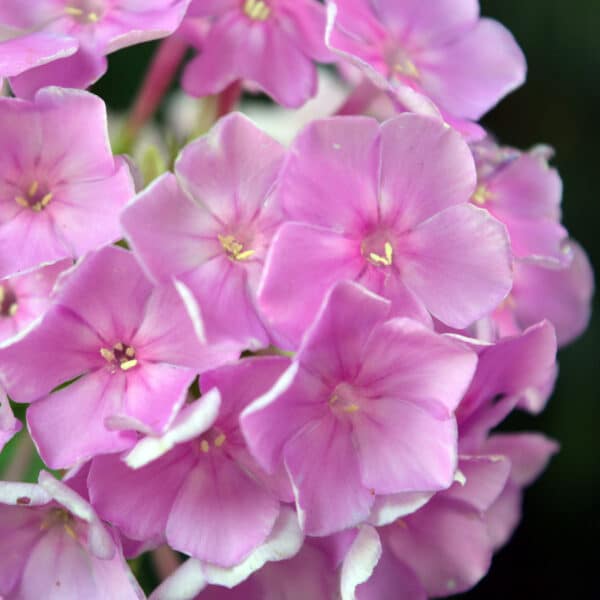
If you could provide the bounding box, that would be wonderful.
[326,0,526,125]
[89,358,293,568]
[242,281,477,536]
[0,245,214,469]
[0,471,144,599]
[0,88,134,279]
[0,0,191,97]
[259,114,512,348]
[122,113,286,355]
[182,0,331,107]
[0,259,70,342]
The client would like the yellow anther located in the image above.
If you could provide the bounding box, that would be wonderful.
[394,58,419,79]
[8,303,18,317]
[28,181,39,197]
[120,359,138,371]
[214,433,226,448]
[343,403,360,414]
[31,202,43,212]
[40,193,53,208]
[100,348,115,362]
[200,439,210,453]
[244,0,270,20]
[15,196,29,208]
[218,234,255,261]
[0,287,4,303]
[88,12,99,22]
[472,184,492,206]
[125,346,135,358]
[64,523,78,540]
[368,241,393,266]
[65,6,84,16]
[114,342,124,351]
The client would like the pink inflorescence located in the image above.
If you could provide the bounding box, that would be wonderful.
[0,0,593,598]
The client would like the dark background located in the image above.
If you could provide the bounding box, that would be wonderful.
[93,1,598,597]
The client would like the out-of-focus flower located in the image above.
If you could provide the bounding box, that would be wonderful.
[182,0,331,107]
[1,0,191,97]
[0,471,144,599]
[0,88,134,279]
[0,386,21,452]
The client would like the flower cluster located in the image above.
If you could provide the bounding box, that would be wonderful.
[0,1,593,599]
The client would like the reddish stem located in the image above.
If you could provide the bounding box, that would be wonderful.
[127,35,189,138]
[217,80,243,118]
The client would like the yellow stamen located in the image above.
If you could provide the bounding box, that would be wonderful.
[8,303,18,317]
[120,359,138,371]
[368,241,393,266]
[125,346,135,358]
[0,287,4,303]
[65,7,84,16]
[394,58,419,79]
[28,181,39,197]
[343,403,360,414]
[472,184,492,206]
[100,348,115,362]
[15,196,29,208]
[200,439,210,453]
[64,523,78,540]
[244,0,270,20]
[214,433,226,448]
[218,234,255,261]
[40,192,53,207]
[87,12,99,22]
[114,342,124,351]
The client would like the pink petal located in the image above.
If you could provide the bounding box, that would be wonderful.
[401,204,512,328]
[284,414,374,535]
[167,454,280,567]
[379,114,477,228]
[27,370,137,468]
[258,223,364,349]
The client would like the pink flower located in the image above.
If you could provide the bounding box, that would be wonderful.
[0,245,213,469]
[326,0,526,124]
[242,281,477,536]
[471,139,570,266]
[0,471,143,599]
[259,115,512,348]
[0,87,134,279]
[89,358,293,567]
[0,259,70,342]
[182,0,331,107]
[1,0,191,98]
[122,113,286,355]
[0,386,21,452]
[491,242,594,348]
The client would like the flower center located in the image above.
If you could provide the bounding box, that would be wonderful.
[329,382,362,416]
[471,183,493,206]
[0,285,18,318]
[41,508,78,539]
[100,342,138,372]
[64,1,105,23]
[361,233,394,267]
[197,428,227,454]
[15,181,53,212]
[218,234,255,261]
[385,44,420,81]
[243,0,271,21]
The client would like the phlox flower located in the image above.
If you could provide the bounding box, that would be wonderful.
[470,139,570,266]
[89,359,294,568]
[122,113,286,356]
[242,281,477,536]
[0,259,70,342]
[491,242,594,348]
[0,87,134,279]
[182,0,331,107]
[0,0,191,98]
[326,0,526,126]
[0,471,143,599]
[259,114,512,348]
[0,245,212,469]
